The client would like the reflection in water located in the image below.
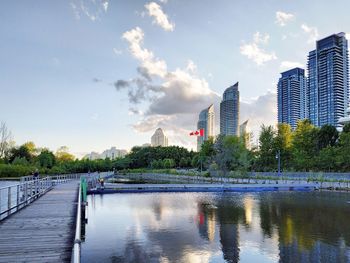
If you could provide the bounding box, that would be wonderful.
[81,192,350,263]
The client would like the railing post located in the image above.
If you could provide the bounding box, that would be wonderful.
[8,187,11,216]
[16,185,20,210]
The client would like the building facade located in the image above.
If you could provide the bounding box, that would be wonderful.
[220,82,240,136]
[307,32,349,128]
[151,128,169,147]
[239,120,251,150]
[277,68,307,129]
[197,104,215,151]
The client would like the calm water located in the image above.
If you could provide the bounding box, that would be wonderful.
[81,191,350,263]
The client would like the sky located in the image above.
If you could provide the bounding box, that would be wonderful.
[1,0,350,157]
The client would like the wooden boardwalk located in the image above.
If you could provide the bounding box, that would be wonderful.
[0,181,79,263]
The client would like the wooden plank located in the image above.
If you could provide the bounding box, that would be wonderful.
[0,181,79,263]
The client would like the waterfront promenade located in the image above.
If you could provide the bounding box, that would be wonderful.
[0,181,79,263]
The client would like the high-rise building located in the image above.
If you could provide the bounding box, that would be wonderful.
[239,120,251,149]
[307,32,349,128]
[220,82,240,136]
[151,128,168,147]
[277,68,307,129]
[197,104,215,151]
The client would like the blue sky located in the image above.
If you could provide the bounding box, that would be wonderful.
[1,0,350,157]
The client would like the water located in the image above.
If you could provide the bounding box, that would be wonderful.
[81,191,350,262]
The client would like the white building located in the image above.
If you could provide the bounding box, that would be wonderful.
[338,106,350,130]
[151,128,168,147]
[239,120,252,150]
[84,147,127,160]
[197,104,215,151]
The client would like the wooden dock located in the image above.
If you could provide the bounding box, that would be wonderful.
[89,183,318,194]
[0,181,79,263]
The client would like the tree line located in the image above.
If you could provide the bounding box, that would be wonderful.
[1,120,350,177]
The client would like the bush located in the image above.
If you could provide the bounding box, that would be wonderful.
[0,164,36,178]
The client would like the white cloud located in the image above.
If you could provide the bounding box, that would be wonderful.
[158,0,168,3]
[280,61,304,71]
[117,27,276,149]
[70,0,109,21]
[144,2,175,31]
[275,11,295,27]
[113,48,122,55]
[241,92,277,140]
[301,24,319,44]
[122,27,167,77]
[253,32,270,44]
[240,33,277,66]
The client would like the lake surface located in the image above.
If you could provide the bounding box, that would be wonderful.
[81,191,350,263]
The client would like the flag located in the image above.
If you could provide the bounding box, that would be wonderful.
[189,128,204,136]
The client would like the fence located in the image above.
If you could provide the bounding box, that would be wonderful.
[0,173,82,221]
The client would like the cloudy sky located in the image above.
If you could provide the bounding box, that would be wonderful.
[1,0,350,156]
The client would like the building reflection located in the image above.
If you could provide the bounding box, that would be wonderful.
[259,192,350,262]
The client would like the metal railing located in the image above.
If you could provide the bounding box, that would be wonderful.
[72,182,82,263]
[0,173,84,221]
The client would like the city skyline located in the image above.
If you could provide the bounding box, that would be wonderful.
[2,1,350,155]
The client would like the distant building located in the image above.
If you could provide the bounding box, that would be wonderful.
[307,32,349,128]
[239,120,251,150]
[197,104,215,151]
[151,128,168,147]
[338,106,350,129]
[84,147,127,160]
[141,143,152,147]
[100,147,127,159]
[277,68,307,129]
[220,82,240,136]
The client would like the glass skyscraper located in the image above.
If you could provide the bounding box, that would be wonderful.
[277,68,307,129]
[220,82,240,136]
[197,104,215,151]
[307,32,349,128]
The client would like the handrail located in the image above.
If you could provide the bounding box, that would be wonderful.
[72,182,82,263]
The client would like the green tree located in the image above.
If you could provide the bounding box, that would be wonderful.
[317,124,339,150]
[163,158,175,169]
[37,149,56,168]
[335,132,350,171]
[213,135,250,177]
[256,125,276,171]
[56,146,75,162]
[342,123,350,133]
[274,123,293,170]
[291,119,318,171]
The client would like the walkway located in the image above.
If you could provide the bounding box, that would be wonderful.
[89,183,318,194]
[0,181,79,263]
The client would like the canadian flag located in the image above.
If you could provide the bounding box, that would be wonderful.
[189,128,204,136]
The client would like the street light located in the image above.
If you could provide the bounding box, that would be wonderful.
[275,150,281,177]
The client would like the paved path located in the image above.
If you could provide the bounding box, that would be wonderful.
[0,181,79,263]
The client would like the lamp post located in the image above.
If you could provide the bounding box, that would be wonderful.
[276,150,281,177]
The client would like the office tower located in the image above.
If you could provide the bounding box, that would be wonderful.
[151,128,168,147]
[277,68,307,129]
[220,82,240,136]
[307,32,349,128]
[197,104,215,151]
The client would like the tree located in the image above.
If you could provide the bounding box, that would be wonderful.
[213,135,250,177]
[9,144,33,163]
[0,121,13,160]
[292,119,318,171]
[317,125,339,150]
[37,149,56,168]
[163,158,175,169]
[274,123,293,170]
[342,123,350,133]
[335,132,350,171]
[256,125,276,171]
[56,146,75,162]
[198,137,215,170]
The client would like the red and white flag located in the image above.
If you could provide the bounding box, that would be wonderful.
[189,128,204,137]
